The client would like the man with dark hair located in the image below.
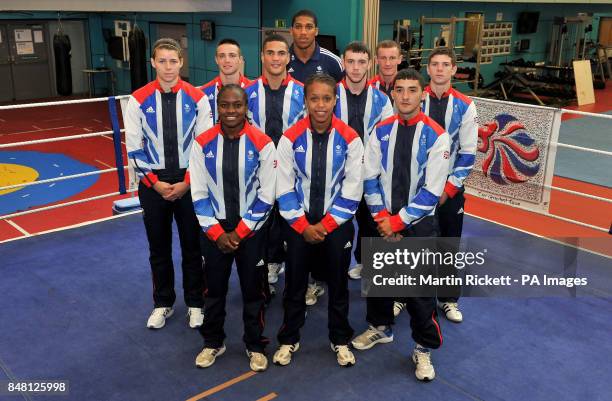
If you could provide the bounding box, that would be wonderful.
[422,47,477,323]
[199,38,251,122]
[369,40,403,101]
[245,33,305,292]
[125,38,213,330]
[333,41,393,281]
[352,68,449,382]
[288,9,343,83]
[273,73,363,367]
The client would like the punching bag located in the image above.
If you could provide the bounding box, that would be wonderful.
[128,25,148,91]
[53,33,72,96]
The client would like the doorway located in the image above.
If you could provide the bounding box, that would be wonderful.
[0,22,52,101]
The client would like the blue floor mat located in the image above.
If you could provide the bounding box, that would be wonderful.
[0,214,610,401]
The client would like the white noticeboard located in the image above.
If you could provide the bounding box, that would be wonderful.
[34,31,44,43]
[14,29,32,42]
[16,42,34,55]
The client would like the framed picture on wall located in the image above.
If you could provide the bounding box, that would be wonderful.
[200,20,215,41]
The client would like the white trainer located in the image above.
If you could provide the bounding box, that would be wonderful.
[351,325,394,350]
[246,350,268,372]
[146,307,174,329]
[331,344,355,367]
[438,301,463,323]
[272,343,300,366]
[348,263,363,280]
[195,344,226,368]
[188,307,204,328]
[267,263,285,284]
[412,347,435,381]
[393,301,406,317]
[305,283,325,306]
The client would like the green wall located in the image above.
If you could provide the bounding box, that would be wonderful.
[1,0,261,95]
[380,1,612,89]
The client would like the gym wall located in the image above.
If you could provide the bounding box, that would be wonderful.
[379,1,612,89]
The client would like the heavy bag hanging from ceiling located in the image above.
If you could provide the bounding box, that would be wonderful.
[53,32,73,96]
[128,25,148,91]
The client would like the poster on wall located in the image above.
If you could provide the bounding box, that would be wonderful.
[14,29,32,42]
[16,41,34,55]
[464,97,561,214]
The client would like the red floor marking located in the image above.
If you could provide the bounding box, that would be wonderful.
[0,220,25,241]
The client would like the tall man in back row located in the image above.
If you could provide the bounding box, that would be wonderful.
[288,9,344,83]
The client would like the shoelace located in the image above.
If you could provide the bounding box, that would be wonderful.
[153,308,169,318]
[365,326,384,340]
[415,350,431,365]
[278,344,296,354]
[334,345,351,358]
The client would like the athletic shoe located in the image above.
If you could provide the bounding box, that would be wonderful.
[187,307,204,328]
[272,343,300,366]
[393,301,406,317]
[412,346,435,381]
[348,263,362,280]
[146,307,174,329]
[331,344,355,367]
[195,344,226,368]
[246,350,268,372]
[438,301,463,323]
[267,263,285,284]
[351,325,394,350]
[305,283,325,306]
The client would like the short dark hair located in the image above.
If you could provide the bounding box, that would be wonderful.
[428,47,457,66]
[217,38,241,52]
[304,73,337,98]
[393,68,426,90]
[217,84,247,105]
[343,41,371,59]
[262,33,289,52]
[291,9,318,27]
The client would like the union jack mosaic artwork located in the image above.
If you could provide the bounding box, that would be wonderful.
[466,98,560,212]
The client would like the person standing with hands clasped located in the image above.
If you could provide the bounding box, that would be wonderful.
[273,74,363,368]
[125,38,213,331]
[190,85,277,372]
[352,68,449,382]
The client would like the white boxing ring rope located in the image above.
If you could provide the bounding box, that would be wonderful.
[0,95,610,235]
[0,96,135,228]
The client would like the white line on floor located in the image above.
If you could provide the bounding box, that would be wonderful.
[94,159,114,168]
[465,211,611,260]
[5,125,74,136]
[0,210,142,244]
[5,219,30,236]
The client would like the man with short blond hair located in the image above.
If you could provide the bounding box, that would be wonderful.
[369,40,403,100]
